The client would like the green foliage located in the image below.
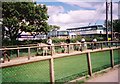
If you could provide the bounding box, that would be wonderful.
[104,19,120,33]
[2,38,19,46]
[52,37,66,43]
[2,35,105,46]
[113,19,120,33]
[50,25,60,31]
[2,39,47,46]
[2,2,49,41]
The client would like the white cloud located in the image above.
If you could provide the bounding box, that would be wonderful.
[47,2,118,30]
[48,10,97,30]
[63,2,96,9]
[56,0,120,2]
[37,0,119,2]
[47,6,64,15]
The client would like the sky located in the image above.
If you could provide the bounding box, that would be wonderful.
[36,0,119,30]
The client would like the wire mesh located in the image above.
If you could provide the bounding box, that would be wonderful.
[19,48,29,57]
[55,45,68,54]
[30,48,38,57]
[113,49,120,65]
[0,50,2,84]
[2,60,50,82]
[55,46,64,54]
[54,54,88,82]
[9,49,17,59]
[0,68,2,84]
[91,51,111,73]
[1,45,120,83]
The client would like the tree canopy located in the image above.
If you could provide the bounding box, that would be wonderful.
[112,19,120,33]
[2,2,59,41]
[104,19,120,33]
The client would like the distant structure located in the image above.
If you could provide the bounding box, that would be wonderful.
[67,25,110,35]
[118,1,120,19]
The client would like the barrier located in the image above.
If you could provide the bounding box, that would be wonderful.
[0,41,120,83]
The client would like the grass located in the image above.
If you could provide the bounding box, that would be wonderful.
[113,49,120,65]
[9,47,66,58]
[2,60,50,82]
[0,69,2,84]
[54,54,88,82]
[1,49,120,82]
[91,51,111,73]
[9,48,44,58]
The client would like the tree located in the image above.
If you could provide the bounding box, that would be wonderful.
[49,25,60,31]
[112,19,120,33]
[2,2,50,41]
[104,19,120,33]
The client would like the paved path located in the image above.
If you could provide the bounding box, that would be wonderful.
[86,68,119,82]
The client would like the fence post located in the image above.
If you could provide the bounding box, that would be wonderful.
[28,47,30,60]
[51,46,53,56]
[86,52,92,76]
[92,42,94,50]
[116,42,118,47]
[108,42,111,48]
[110,42,112,48]
[110,49,114,68]
[37,46,39,54]
[68,44,70,54]
[101,42,103,49]
[17,47,19,57]
[49,58,55,83]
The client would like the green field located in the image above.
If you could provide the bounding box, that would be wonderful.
[114,49,120,65]
[1,49,120,83]
[91,51,111,73]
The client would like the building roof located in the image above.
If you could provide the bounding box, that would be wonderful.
[67,25,104,30]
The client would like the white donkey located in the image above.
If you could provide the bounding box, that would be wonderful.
[38,43,49,56]
[38,43,55,56]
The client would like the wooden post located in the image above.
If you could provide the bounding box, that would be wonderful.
[68,44,70,54]
[51,46,53,56]
[116,42,118,47]
[108,42,111,48]
[49,58,55,83]
[17,47,19,57]
[110,49,114,68]
[86,52,92,76]
[37,47,39,54]
[101,42,103,49]
[92,42,94,50]
[111,42,113,47]
[28,48,30,60]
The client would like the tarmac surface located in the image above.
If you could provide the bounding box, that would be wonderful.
[86,67,119,83]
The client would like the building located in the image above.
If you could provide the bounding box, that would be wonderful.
[47,30,76,39]
[67,25,111,36]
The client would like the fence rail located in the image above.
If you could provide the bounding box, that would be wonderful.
[0,41,120,58]
[0,41,120,83]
